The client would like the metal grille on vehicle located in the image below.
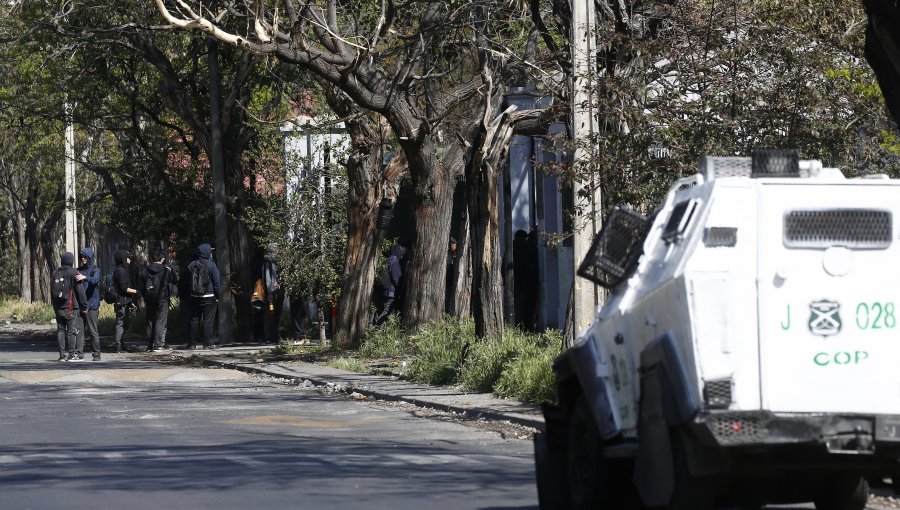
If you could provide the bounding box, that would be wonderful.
[699,156,752,180]
[708,415,764,445]
[783,209,892,249]
[577,206,651,289]
[703,378,733,408]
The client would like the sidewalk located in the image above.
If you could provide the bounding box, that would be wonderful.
[177,345,545,430]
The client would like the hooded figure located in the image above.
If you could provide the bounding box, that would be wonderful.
[112,249,137,352]
[77,247,102,361]
[373,244,406,326]
[78,248,101,311]
[186,243,220,349]
[53,252,87,312]
[112,249,133,305]
[52,252,88,361]
[191,243,220,297]
[383,245,407,299]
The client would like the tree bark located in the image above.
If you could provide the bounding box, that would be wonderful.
[401,160,456,331]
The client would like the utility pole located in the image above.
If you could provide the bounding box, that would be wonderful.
[208,36,233,344]
[570,0,601,343]
[64,103,77,255]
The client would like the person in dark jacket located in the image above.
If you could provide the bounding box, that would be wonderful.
[76,247,102,361]
[262,248,284,344]
[112,249,138,352]
[143,250,177,352]
[187,243,220,349]
[53,252,88,361]
[373,244,406,326]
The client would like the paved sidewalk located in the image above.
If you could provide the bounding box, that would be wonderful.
[179,346,545,430]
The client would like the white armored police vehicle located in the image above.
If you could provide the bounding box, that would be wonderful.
[534,150,900,510]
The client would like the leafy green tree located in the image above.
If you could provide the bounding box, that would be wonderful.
[246,121,348,342]
[154,0,551,339]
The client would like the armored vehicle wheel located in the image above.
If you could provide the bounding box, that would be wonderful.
[813,475,868,510]
[534,432,570,510]
[567,396,608,510]
[667,428,715,510]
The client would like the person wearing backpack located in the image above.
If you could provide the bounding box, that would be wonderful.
[186,243,220,349]
[51,252,88,362]
[76,247,102,361]
[261,248,284,344]
[112,249,138,353]
[143,250,176,352]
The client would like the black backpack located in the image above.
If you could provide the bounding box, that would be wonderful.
[188,260,211,296]
[100,274,118,304]
[143,269,166,305]
[50,268,73,307]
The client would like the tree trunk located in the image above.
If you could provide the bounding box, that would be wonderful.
[334,188,380,348]
[12,207,30,302]
[451,190,472,319]
[324,85,399,348]
[466,161,505,338]
[401,164,456,331]
[222,159,254,342]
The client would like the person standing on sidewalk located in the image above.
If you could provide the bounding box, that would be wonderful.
[76,248,102,361]
[143,250,176,352]
[187,243,220,350]
[112,250,138,353]
[51,252,88,361]
[262,248,284,344]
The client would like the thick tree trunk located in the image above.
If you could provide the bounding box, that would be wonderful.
[221,154,253,341]
[334,193,379,347]
[401,165,456,331]
[466,162,505,338]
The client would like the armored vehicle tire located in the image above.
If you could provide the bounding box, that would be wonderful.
[667,428,716,510]
[567,396,608,510]
[813,475,868,510]
[534,432,570,510]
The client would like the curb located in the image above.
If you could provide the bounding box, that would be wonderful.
[197,356,544,430]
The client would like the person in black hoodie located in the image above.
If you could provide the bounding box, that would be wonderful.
[143,250,176,352]
[373,244,406,326]
[52,252,88,361]
[186,243,220,349]
[112,250,138,352]
[77,247,102,361]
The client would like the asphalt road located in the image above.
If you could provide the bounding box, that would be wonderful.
[0,330,537,510]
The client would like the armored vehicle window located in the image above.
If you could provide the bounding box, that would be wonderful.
[662,199,700,244]
[783,209,892,249]
[577,206,651,289]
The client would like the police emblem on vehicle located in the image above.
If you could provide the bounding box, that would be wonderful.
[808,299,842,336]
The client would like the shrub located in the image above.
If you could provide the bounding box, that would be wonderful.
[460,328,533,393]
[405,316,475,385]
[493,330,561,404]
[0,296,55,324]
[360,314,408,358]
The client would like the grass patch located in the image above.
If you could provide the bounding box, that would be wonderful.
[405,316,475,385]
[360,314,408,358]
[459,328,561,404]
[492,331,560,405]
[324,356,366,373]
[0,296,56,324]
